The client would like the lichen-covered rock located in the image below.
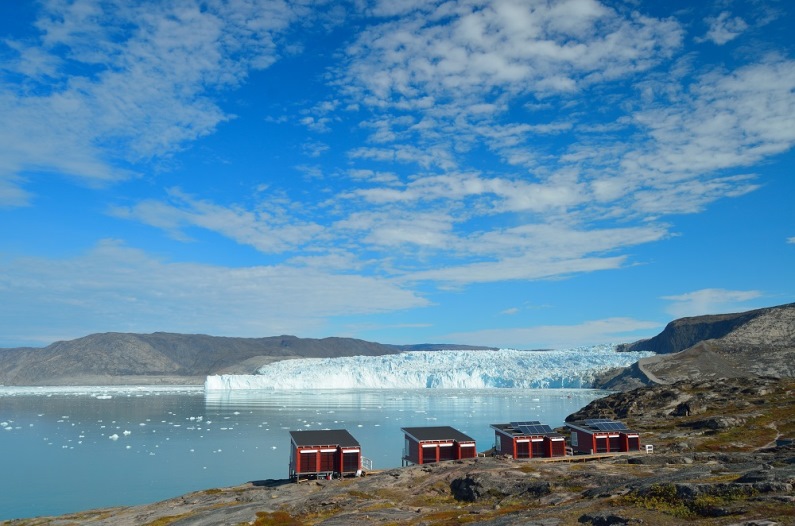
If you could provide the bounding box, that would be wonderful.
[450,472,550,502]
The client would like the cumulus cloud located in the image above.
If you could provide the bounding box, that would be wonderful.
[342,0,682,105]
[662,289,763,319]
[97,3,795,296]
[3,1,794,346]
[700,11,748,45]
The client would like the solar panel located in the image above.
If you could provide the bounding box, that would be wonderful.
[584,419,629,431]
[517,424,553,435]
[510,420,541,429]
[584,418,612,426]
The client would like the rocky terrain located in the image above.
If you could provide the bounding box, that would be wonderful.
[0,333,493,386]
[597,303,795,390]
[4,376,793,526]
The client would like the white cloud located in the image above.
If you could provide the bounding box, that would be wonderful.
[588,57,795,217]
[7,1,793,308]
[0,239,428,345]
[662,288,763,319]
[108,188,323,254]
[627,58,795,177]
[342,0,682,106]
[0,174,33,208]
[329,4,794,248]
[700,11,748,45]
[788,237,795,244]
[442,317,662,349]
[0,0,305,206]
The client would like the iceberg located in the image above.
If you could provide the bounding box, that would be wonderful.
[205,345,652,390]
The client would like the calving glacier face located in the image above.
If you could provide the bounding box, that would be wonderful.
[204,345,652,390]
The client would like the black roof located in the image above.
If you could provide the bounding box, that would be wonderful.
[401,426,475,442]
[289,429,360,447]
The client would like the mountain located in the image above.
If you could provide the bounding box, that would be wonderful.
[599,302,795,389]
[618,302,795,354]
[0,332,494,386]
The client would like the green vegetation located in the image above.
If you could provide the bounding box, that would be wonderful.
[143,514,194,526]
[251,511,303,526]
[621,482,759,520]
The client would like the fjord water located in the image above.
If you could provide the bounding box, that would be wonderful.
[0,387,607,520]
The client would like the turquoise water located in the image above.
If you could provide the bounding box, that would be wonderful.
[0,387,607,519]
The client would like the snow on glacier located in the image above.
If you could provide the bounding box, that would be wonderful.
[204,345,653,390]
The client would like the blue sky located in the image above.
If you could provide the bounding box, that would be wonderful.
[1,0,793,349]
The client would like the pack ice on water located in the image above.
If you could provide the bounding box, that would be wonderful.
[205,345,652,390]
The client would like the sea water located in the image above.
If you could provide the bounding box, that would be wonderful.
[0,386,608,520]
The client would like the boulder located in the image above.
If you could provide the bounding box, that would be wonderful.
[450,472,550,502]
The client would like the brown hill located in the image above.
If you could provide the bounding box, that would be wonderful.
[0,332,493,386]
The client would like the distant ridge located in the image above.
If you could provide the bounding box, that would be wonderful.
[600,302,795,389]
[0,332,494,386]
[618,302,795,354]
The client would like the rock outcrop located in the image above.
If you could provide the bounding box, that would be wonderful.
[599,303,795,389]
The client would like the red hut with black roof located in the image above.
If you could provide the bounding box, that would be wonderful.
[491,421,567,459]
[289,429,362,481]
[401,426,477,466]
[565,419,640,454]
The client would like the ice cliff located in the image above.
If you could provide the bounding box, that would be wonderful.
[205,345,653,390]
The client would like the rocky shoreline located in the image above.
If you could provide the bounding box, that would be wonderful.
[5,376,793,526]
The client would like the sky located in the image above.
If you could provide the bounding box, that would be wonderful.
[0,0,793,350]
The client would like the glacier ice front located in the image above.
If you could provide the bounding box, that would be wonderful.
[204,345,652,390]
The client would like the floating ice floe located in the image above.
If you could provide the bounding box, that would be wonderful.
[0,385,203,397]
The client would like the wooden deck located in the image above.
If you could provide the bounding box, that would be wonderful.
[535,450,649,463]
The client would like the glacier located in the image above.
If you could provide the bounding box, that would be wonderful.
[204,345,653,390]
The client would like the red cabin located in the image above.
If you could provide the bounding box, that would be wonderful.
[491,421,567,459]
[565,419,641,454]
[401,426,477,466]
[289,429,362,481]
